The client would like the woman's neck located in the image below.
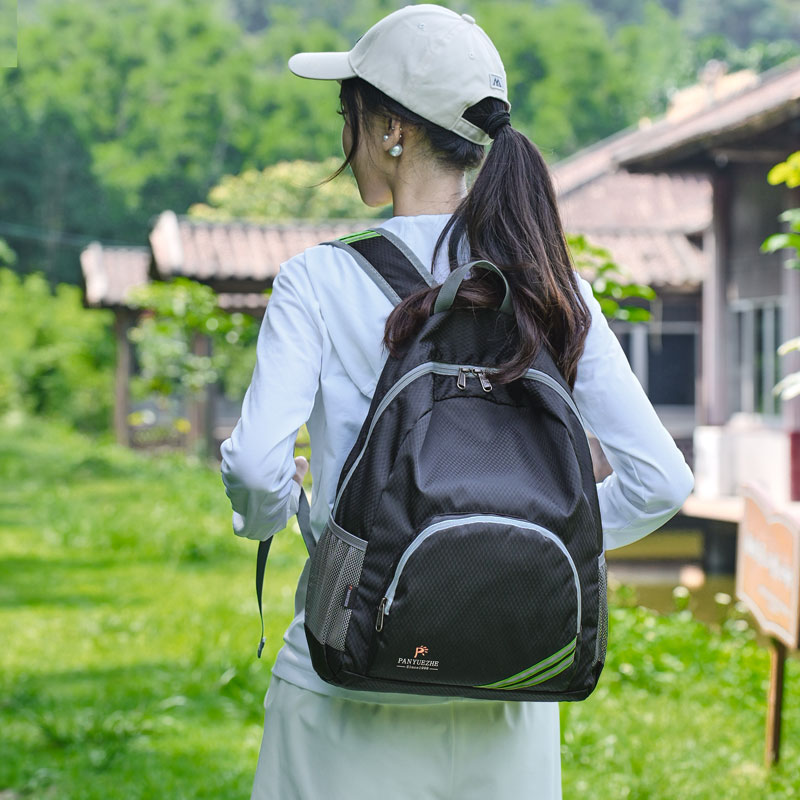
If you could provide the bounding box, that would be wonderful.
[389,165,467,217]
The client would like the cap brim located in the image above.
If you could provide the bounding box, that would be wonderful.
[288,51,356,80]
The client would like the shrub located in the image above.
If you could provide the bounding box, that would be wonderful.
[0,268,115,432]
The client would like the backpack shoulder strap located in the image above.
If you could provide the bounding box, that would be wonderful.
[323,227,437,305]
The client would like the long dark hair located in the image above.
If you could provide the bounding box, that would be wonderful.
[333,77,592,390]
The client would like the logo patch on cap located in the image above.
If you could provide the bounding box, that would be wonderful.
[489,73,505,90]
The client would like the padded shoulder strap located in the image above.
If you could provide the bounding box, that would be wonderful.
[323,228,436,306]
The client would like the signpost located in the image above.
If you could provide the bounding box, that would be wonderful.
[735,482,800,766]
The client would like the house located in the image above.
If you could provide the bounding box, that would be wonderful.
[552,142,711,468]
[551,56,800,570]
[81,213,371,450]
[612,57,800,510]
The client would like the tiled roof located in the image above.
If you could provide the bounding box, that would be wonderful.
[615,56,800,168]
[553,157,711,290]
[558,170,712,235]
[149,210,376,282]
[80,242,150,308]
[571,229,705,290]
[80,241,272,312]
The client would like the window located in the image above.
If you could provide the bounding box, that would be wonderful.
[730,299,783,417]
[610,322,698,407]
[647,330,696,406]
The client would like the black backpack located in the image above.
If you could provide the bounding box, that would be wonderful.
[256,228,608,702]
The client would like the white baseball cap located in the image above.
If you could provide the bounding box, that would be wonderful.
[287,4,509,146]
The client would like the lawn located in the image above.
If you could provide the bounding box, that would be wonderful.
[1,415,799,799]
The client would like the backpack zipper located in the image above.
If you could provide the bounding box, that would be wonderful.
[457,367,492,392]
[375,515,582,635]
[332,361,586,516]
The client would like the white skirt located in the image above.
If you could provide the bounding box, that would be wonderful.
[251,675,562,800]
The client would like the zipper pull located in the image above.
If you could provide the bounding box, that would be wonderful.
[376,597,387,632]
[456,368,469,390]
[474,368,493,392]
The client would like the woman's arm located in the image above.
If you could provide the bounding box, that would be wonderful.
[571,274,695,551]
[220,255,323,540]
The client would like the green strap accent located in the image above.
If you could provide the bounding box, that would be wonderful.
[476,637,577,689]
[433,259,513,316]
[494,650,575,690]
[339,230,381,243]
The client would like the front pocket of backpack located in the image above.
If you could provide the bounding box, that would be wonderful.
[304,516,366,652]
[369,515,581,691]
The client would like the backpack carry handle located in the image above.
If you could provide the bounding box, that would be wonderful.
[433,260,514,316]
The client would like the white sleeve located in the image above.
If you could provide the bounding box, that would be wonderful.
[571,274,695,551]
[219,254,323,540]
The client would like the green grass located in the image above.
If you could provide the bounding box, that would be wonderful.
[0,415,306,799]
[1,416,799,798]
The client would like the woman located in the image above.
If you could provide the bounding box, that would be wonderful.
[220,5,694,799]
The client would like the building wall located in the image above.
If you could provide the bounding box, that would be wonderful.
[695,162,796,501]
[727,162,785,302]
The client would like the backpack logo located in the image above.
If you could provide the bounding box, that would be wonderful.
[396,645,439,671]
[489,73,505,90]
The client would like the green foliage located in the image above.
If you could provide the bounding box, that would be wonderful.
[189,157,385,221]
[0,268,114,431]
[614,1,696,120]
[2,0,331,282]
[5,0,800,285]
[767,151,800,190]
[561,602,800,799]
[0,236,16,267]
[568,234,656,322]
[680,0,800,50]
[126,278,261,401]
[475,2,633,157]
[2,418,800,798]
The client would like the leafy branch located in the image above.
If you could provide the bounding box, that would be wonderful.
[568,233,656,321]
[125,278,261,402]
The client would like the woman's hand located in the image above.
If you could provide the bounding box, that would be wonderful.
[292,456,309,486]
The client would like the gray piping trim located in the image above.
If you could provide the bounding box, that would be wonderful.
[328,515,368,551]
[324,239,402,306]
[372,227,437,287]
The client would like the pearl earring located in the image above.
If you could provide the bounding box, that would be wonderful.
[383,134,390,141]
[389,143,403,157]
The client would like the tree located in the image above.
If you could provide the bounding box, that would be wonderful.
[475,1,633,158]
[188,158,386,221]
[1,0,309,281]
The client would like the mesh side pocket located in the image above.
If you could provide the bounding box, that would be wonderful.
[305,516,367,652]
[593,552,608,667]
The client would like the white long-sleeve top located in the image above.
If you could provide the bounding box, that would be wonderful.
[220,213,695,703]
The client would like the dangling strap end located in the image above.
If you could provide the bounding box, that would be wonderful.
[257,636,266,659]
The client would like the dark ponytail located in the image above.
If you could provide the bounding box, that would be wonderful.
[333,78,592,390]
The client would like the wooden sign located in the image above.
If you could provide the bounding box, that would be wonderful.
[735,481,800,766]
[736,482,800,650]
